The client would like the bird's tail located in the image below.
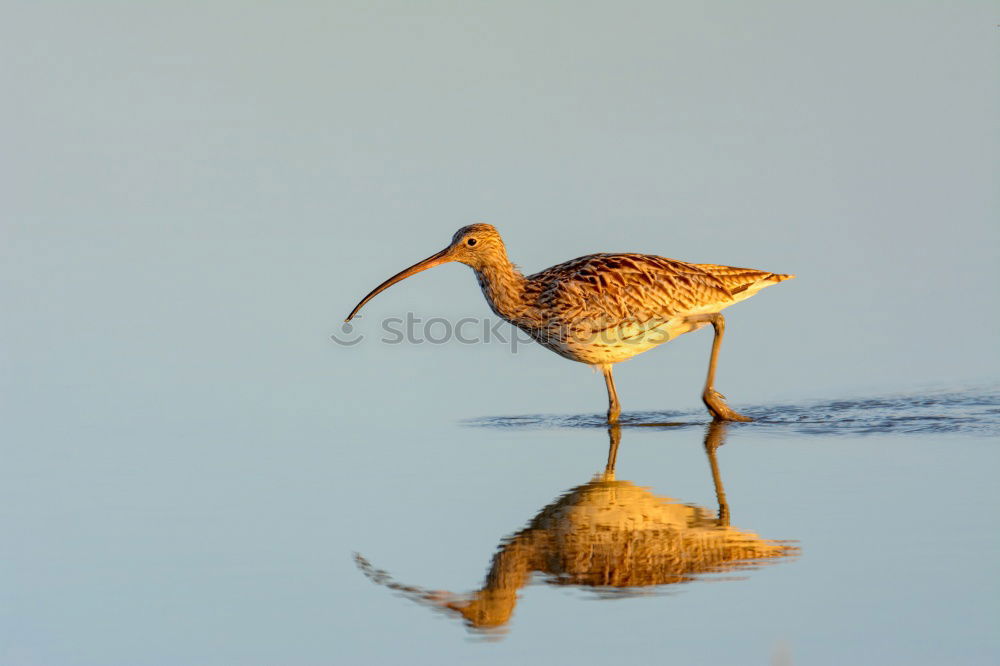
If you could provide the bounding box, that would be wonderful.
[693,264,795,303]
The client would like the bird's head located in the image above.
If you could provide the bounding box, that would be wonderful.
[345,223,506,322]
[447,223,505,270]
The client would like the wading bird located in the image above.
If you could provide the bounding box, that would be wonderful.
[345,224,792,423]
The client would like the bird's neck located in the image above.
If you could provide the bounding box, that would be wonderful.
[474,255,528,321]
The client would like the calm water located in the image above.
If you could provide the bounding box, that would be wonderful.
[346,389,999,664]
[4,387,997,665]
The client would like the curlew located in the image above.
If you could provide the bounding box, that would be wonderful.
[345,223,793,423]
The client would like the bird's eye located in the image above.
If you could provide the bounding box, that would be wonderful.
[466,238,477,246]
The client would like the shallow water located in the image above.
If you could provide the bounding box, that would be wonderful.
[2,388,998,665]
[468,387,1000,436]
[339,388,1000,664]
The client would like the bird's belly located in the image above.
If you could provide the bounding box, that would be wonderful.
[524,318,707,365]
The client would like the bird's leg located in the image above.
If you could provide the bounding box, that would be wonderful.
[601,364,621,424]
[683,313,752,422]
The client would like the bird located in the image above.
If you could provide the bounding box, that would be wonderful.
[345,223,793,423]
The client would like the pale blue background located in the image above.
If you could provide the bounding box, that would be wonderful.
[2,2,998,664]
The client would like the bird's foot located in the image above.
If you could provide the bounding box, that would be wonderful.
[702,389,753,422]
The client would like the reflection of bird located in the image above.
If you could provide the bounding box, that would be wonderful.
[346,224,792,422]
[355,423,797,633]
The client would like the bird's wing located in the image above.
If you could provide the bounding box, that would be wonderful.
[527,253,736,333]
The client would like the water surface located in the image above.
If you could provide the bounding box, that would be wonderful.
[340,388,1000,662]
[468,387,1000,436]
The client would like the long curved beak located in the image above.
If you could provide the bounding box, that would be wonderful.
[345,247,453,322]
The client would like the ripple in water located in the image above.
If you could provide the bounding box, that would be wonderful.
[466,387,1000,436]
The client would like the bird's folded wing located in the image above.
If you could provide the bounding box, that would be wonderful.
[529,253,736,333]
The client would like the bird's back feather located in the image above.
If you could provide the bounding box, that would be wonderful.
[525,254,792,329]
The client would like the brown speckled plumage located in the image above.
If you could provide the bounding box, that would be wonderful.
[346,223,794,422]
